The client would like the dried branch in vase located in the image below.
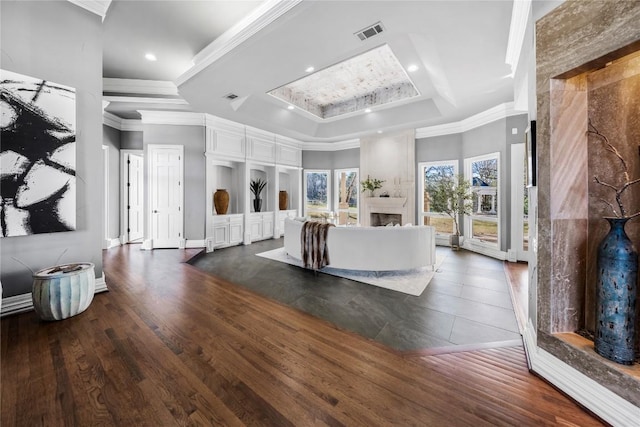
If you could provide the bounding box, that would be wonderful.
[588,120,640,219]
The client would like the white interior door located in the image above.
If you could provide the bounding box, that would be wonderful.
[128,153,144,242]
[149,145,183,248]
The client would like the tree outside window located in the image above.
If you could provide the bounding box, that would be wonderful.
[304,170,330,218]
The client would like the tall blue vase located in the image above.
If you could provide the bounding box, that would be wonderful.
[595,217,638,365]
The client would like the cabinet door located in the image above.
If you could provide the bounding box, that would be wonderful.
[229,223,243,244]
[263,218,274,238]
[250,221,263,240]
[213,224,229,246]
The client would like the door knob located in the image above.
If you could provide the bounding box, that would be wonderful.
[153,210,158,213]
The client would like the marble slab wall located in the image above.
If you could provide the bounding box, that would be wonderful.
[536,0,640,406]
[586,52,640,341]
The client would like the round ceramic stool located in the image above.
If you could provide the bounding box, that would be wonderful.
[32,263,95,321]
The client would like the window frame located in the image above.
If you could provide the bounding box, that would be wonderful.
[464,152,501,249]
[418,160,458,236]
[333,168,359,225]
[303,169,331,218]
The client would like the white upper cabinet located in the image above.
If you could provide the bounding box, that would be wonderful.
[276,135,302,167]
[246,127,276,163]
[205,117,245,160]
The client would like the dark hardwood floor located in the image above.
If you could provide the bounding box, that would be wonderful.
[1,244,603,426]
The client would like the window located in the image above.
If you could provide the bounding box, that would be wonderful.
[465,152,500,247]
[304,170,330,218]
[334,169,359,225]
[419,160,457,235]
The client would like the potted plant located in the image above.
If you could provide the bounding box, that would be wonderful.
[360,175,385,197]
[428,174,473,249]
[250,178,267,212]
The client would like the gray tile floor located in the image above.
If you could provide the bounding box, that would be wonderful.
[189,238,521,351]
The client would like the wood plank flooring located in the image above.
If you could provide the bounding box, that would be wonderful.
[1,245,604,426]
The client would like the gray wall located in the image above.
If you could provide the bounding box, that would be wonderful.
[302,148,360,170]
[121,131,143,150]
[1,1,104,298]
[103,125,121,240]
[143,124,206,240]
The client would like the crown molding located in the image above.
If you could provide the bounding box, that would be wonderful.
[176,0,303,86]
[276,134,304,150]
[303,138,360,152]
[103,96,188,105]
[138,111,206,126]
[505,0,532,74]
[103,78,179,96]
[103,111,143,131]
[246,125,276,142]
[121,119,143,132]
[103,111,122,130]
[67,0,112,21]
[415,102,524,139]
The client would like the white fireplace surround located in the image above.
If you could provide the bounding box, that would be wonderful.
[360,129,415,227]
[362,197,409,227]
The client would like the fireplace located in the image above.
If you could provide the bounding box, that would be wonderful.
[371,213,401,227]
[361,197,410,227]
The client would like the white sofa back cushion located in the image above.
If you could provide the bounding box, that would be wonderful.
[284,219,436,271]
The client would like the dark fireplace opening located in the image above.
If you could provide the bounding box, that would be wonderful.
[371,213,401,227]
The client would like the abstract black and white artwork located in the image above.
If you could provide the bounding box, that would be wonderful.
[1,69,76,237]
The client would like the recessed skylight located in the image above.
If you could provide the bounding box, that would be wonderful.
[268,44,419,120]
[305,66,315,73]
[145,53,157,62]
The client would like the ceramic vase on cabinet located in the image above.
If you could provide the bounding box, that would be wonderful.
[214,189,229,215]
[595,217,638,365]
[253,198,262,212]
[32,263,95,321]
[279,190,288,210]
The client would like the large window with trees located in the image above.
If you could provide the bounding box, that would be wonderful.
[419,160,458,235]
[465,152,500,247]
[334,169,358,225]
[304,170,330,218]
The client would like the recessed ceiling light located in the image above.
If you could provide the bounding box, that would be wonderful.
[377,130,383,134]
[305,66,314,73]
[145,53,157,62]
[287,105,295,110]
[407,64,419,72]
[364,108,372,113]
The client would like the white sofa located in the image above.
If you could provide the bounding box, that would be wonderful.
[284,218,436,271]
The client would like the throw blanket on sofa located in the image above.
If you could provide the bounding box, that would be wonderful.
[301,222,334,270]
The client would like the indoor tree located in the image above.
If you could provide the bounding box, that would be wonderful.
[428,174,474,248]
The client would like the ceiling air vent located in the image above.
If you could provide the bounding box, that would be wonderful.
[223,93,238,100]
[355,22,384,41]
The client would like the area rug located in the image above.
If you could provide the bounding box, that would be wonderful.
[256,247,445,296]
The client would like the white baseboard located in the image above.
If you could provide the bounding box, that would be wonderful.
[524,321,640,425]
[462,240,507,260]
[107,238,121,249]
[141,239,153,250]
[1,274,109,317]
[185,239,206,249]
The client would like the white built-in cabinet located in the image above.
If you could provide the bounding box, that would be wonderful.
[204,116,302,251]
[212,214,244,248]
